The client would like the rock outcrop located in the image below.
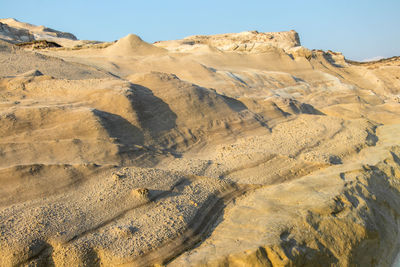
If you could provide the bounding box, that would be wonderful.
[0,18,77,44]
[104,34,166,56]
[0,20,399,267]
[154,30,301,53]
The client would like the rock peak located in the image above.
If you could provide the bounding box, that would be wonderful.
[105,33,166,56]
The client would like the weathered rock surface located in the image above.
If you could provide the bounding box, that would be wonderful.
[154,30,300,53]
[0,18,76,44]
[0,20,399,267]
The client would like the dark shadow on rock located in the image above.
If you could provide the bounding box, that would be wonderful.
[322,52,344,68]
[288,100,325,115]
[366,127,379,146]
[298,103,325,115]
[221,95,248,112]
[92,109,144,147]
[272,102,291,117]
[390,151,400,166]
[329,155,343,165]
[218,91,270,130]
[24,239,56,266]
[81,247,101,267]
[292,76,306,83]
[148,189,181,201]
[279,230,339,266]
[127,84,177,139]
[348,163,400,266]
[148,193,223,266]
[198,85,247,113]
[343,190,360,208]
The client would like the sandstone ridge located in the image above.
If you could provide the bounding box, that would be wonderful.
[0,18,77,44]
[154,30,301,53]
[0,20,399,267]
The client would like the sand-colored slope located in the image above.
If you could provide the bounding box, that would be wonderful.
[0,24,400,267]
[127,72,268,147]
[170,123,400,267]
[105,34,166,57]
[0,41,111,79]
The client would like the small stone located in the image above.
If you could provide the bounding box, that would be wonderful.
[131,188,150,199]
[112,173,125,181]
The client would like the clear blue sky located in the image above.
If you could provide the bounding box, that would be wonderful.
[1,0,399,61]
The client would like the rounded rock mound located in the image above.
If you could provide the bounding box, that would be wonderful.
[105,34,166,56]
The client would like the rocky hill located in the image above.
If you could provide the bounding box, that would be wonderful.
[0,20,399,267]
[0,18,76,43]
[154,30,301,53]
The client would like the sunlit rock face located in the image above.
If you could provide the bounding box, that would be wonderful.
[154,30,300,53]
[0,19,399,267]
[0,18,77,44]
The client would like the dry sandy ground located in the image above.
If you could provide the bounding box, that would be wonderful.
[0,21,400,266]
